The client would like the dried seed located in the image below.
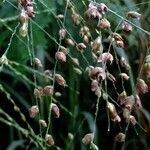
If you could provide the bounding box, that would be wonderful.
[97,18,111,29]
[122,21,132,32]
[51,103,60,118]
[59,29,66,40]
[55,51,66,62]
[127,11,141,20]
[114,133,125,142]
[45,134,55,145]
[39,120,47,127]
[136,79,148,94]
[120,73,129,80]
[43,85,54,96]
[98,52,113,64]
[55,74,66,86]
[33,58,43,68]
[29,105,39,118]
[82,133,93,145]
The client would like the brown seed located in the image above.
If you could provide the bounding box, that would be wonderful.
[55,51,66,62]
[39,120,47,128]
[114,133,125,142]
[127,11,141,20]
[43,85,54,96]
[19,22,28,37]
[124,95,135,110]
[90,67,106,81]
[91,36,103,52]
[112,33,123,41]
[29,105,39,118]
[55,74,66,86]
[120,57,130,70]
[97,3,108,14]
[55,92,62,97]
[45,134,55,145]
[136,79,148,94]
[79,26,90,37]
[97,18,111,29]
[107,102,120,122]
[116,40,124,48]
[26,5,35,18]
[120,73,129,80]
[77,43,87,50]
[91,80,101,97]
[34,88,42,98]
[82,133,93,145]
[73,67,82,75]
[71,13,81,25]
[72,58,79,66]
[59,29,66,40]
[33,58,43,68]
[127,115,137,125]
[20,8,29,25]
[51,103,60,118]
[85,3,99,18]
[122,21,132,32]
[66,38,75,47]
[134,95,142,109]
[98,52,113,64]
[117,91,127,105]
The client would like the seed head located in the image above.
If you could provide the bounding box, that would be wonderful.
[114,133,126,142]
[107,102,121,122]
[73,67,82,75]
[97,18,111,29]
[20,8,29,25]
[66,38,75,47]
[127,115,137,125]
[97,3,108,14]
[124,95,135,110]
[106,72,116,82]
[45,134,55,145]
[59,29,66,40]
[120,57,130,70]
[120,73,129,80]
[33,58,43,68]
[77,43,87,50]
[127,11,141,20]
[134,95,142,109]
[91,79,101,97]
[43,85,54,96]
[88,66,106,81]
[136,79,148,94]
[19,22,28,37]
[86,3,99,18]
[29,105,39,118]
[34,88,42,98]
[72,58,80,66]
[117,91,127,105]
[122,21,132,32]
[116,40,124,48]
[71,13,81,25]
[55,74,66,86]
[82,133,93,145]
[55,51,66,62]
[39,120,47,128]
[98,52,113,64]
[51,103,60,118]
